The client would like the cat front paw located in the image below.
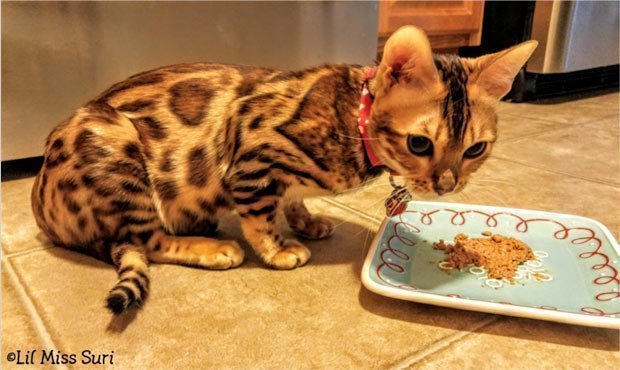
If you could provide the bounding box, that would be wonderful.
[266,240,311,270]
[289,216,334,240]
[211,241,245,270]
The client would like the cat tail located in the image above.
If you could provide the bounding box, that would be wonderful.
[106,243,150,314]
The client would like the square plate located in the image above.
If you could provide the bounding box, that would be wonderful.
[361,201,620,329]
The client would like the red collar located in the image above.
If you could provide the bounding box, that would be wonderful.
[358,68,410,216]
[357,67,384,168]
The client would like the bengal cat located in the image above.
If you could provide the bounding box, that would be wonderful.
[31,26,537,314]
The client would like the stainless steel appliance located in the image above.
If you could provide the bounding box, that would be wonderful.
[511,0,620,100]
[2,2,379,161]
[460,0,619,101]
[529,0,619,74]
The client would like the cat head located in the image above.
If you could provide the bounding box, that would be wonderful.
[369,26,537,196]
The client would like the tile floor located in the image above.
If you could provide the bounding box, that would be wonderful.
[2,91,619,369]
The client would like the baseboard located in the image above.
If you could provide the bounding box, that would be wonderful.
[2,156,44,182]
[509,64,620,102]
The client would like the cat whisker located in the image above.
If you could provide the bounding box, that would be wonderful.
[331,218,353,232]
[335,133,381,141]
[456,187,473,204]
[473,178,511,185]
[362,202,385,252]
[334,177,389,194]
[471,186,506,206]
[351,225,370,238]
[365,188,402,210]
[331,185,392,233]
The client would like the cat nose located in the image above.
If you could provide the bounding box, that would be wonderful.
[434,170,456,195]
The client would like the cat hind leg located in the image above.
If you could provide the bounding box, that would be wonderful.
[284,200,334,240]
[146,232,245,270]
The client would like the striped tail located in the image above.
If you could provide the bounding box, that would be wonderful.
[106,243,150,314]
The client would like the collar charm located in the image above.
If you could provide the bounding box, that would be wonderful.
[385,175,413,216]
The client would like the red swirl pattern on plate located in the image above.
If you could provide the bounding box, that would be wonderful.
[375,208,619,317]
[375,217,420,290]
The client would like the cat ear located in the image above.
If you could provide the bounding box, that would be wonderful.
[379,26,440,91]
[474,41,538,99]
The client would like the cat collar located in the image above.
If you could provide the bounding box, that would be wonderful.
[358,67,384,168]
[358,68,413,216]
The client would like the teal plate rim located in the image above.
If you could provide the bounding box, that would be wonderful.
[361,201,620,329]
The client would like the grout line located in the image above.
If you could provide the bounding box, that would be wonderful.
[497,112,619,145]
[321,197,383,224]
[389,315,500,369]
[2,245,56,259]
[2,258,69,370]
[496,125,571,144]
[491,157,620,187]
[497,112,566,126]
[498,111,617,126]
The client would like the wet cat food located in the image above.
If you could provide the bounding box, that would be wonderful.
[433,233,535,281]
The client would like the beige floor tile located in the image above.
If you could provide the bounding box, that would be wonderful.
[6,198,490,369]
[496,113,564,142]
[332,158,619,238]
[410,317,620,369]
[2,269,52,369]
[2,178,51,255]
[567,91,620,112]
[497,91,619,125]
[494,117,620,185]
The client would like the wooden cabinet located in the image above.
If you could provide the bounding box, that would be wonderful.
[378,1,484,53]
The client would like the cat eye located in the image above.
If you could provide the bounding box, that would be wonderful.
[407,136,433,156]
[464,142,487,159]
